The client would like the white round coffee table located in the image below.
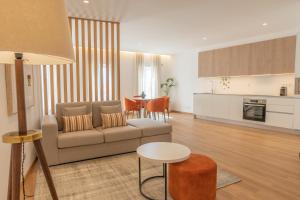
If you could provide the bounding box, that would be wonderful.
[137,142,191,200]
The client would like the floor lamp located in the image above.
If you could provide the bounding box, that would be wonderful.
[0,1,74,200]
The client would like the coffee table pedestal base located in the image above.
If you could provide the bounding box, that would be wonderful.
[138,158,168,200]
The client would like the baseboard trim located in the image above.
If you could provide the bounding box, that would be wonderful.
[195,115,300,135]
[171,110,193,115]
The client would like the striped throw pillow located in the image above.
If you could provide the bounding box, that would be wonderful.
[62,114,93,133]
[101,112,127,129]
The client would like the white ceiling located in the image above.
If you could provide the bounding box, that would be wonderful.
[65,0,300,54]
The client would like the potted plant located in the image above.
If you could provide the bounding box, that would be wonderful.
[161,78,176,96]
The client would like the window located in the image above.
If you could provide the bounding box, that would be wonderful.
[142,66,153,98]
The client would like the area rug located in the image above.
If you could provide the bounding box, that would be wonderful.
[35,153,240,200]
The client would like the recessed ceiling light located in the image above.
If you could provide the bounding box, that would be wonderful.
[262,22,268,26]
[202,37,207,40]
[83,0,89,4]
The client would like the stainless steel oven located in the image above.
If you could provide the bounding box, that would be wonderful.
[243,98,266,122]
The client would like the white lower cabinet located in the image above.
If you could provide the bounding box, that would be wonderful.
[212,95,230,119]
[194,93,299,130]
[293,99,300,130]
[229,96,243,121]
[266,112,294,129]
[193,94,212,117]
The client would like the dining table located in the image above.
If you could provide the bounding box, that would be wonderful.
[132,97,153,118]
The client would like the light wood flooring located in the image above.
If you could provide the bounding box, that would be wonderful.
[23,113,300,200]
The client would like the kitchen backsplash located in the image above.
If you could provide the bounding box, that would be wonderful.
[196,74,295,96]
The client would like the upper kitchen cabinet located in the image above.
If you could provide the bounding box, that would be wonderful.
[271,36,296,74]
[213,48,231,76]
[198,50,214,77]
[198,36,296,77]
[249,40,272,75]
[230,44,250,76]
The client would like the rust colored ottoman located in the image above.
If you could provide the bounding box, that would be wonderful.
[168,154,217,200]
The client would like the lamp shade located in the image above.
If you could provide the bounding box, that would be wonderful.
[0,0,74,65]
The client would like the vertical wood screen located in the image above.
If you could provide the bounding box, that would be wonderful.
[41,17,120,115]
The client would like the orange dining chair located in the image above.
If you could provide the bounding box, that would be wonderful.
[146,98,166,122]
[162,96,170,119]
[124,98,141,119]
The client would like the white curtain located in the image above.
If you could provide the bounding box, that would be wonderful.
[151,55,161,98]
[134,53,144,95]
[134,53,161,98]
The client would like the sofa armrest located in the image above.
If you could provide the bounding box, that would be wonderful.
[41,115,59,165]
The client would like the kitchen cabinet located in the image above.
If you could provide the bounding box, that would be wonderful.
[249,41,272,75]
[266,112,294,129]
[229,95,243,121]
[193,93,298,130]
[271,36,296,74]
[293,99,300,130]
[193,94,212,117]
[213,48,231,77]
[230,45,250,76]
[294,33,300,78]
[198,51,214,77]
[212,95,230,119]
[198,36,296,77]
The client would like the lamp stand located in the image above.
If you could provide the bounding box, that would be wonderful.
[4,53,58,200]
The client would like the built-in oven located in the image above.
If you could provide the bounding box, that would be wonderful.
[243,98,267,122]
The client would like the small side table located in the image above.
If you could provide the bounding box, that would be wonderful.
[137,142,191,200]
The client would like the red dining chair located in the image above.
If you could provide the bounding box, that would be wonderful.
[146,98,166,122]
[162,96,170,119]
[124,98,141,118]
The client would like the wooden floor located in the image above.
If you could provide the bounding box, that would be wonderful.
[24,113,300,200]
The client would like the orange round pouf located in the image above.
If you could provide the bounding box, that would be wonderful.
[168,154,217,200]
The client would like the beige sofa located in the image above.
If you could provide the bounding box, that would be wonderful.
[41,100,172,166]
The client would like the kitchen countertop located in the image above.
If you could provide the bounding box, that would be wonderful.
[193,92,300,99]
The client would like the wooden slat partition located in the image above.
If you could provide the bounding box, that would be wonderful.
[69,18,74,102]
[111,23,115,100]
[63,64,67,102]
[41,17,120,115]
[105,22,109,100]
[57,65,61,103]
[71,18,80,102]
[94,21,98,101]
[100,22,104,101]
[88,20,92,101]
[117,23,120,99]
[50,65,55,114]
[82,20,87,101]
[42,65,48,115]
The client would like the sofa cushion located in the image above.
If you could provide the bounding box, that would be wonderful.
[96,126,141,143]
[58,129,104,148]
[101,112,127,129]
[127,119,172,137]
[56,102,92,131]
[63,106,87,116]
[62,114,93,133]
[100,105,122,114]
[92,101,122,128]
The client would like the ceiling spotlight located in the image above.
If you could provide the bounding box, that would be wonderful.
[83,0,89,4]
[202,37,207,40]
[262,22,268,26]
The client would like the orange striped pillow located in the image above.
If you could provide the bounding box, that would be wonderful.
[62,114,93,133]
[101,112,127,129]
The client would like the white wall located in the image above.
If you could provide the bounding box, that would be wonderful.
[170,52,296,113]
[0,65,42,199]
